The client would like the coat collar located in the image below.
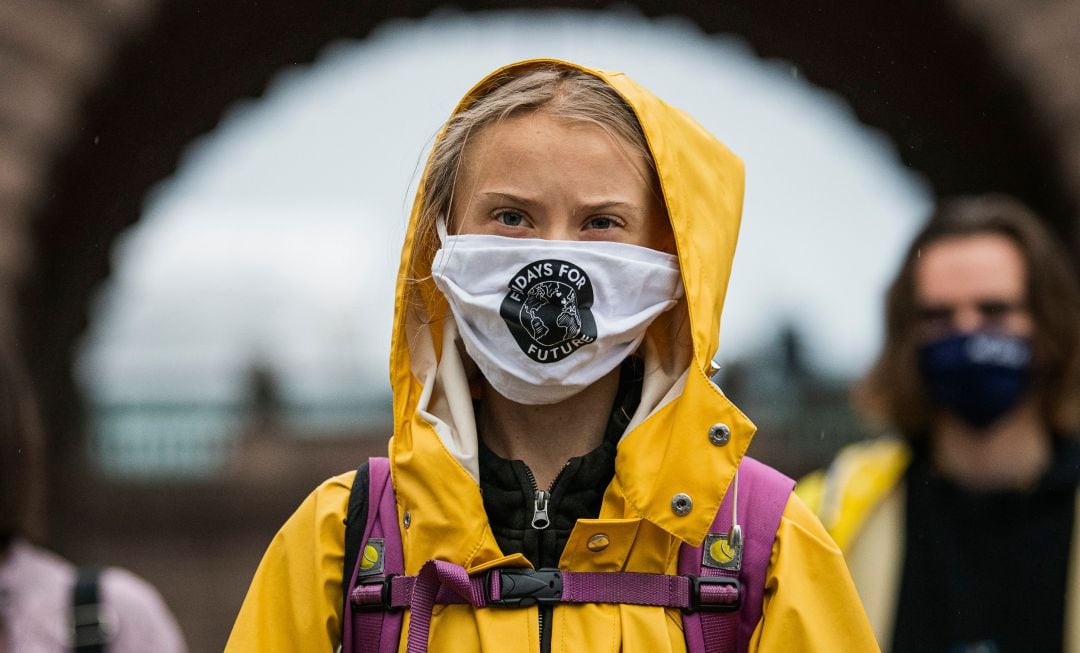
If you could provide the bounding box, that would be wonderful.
[392,367,755,574]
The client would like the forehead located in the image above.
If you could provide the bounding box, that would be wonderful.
[914,233,1027,302]
[462,112,652,183]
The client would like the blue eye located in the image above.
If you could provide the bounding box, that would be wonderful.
[496,211,525,227]
[588,217,615,230]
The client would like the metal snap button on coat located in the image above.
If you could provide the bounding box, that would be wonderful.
[708,423,731,446]
[586,534,610,552]
[403,511,412,529]
[671,493,693,516]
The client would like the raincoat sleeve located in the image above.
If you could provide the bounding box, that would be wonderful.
[749,491,880,652]
[226,472,355,652]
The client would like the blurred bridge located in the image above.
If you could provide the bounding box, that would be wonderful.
[4,1,1080,649]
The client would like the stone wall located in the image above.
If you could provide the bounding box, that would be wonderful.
[955,0,1080,253]
[0,0,157,322]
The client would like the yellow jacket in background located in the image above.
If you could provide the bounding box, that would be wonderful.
[798,437,1080,651]
[227,59,878,652]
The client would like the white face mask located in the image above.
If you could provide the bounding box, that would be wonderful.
[431,229,683,405]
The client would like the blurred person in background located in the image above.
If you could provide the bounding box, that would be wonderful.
[0,340,187,652]
[799,194,1080,652]
[229,59,877,652]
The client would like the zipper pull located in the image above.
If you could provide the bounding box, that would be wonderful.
[531,490,551,530]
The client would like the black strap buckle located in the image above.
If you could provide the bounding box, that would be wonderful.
[353,574,398,612]
[488,568,563,607]
[686,575,741,613]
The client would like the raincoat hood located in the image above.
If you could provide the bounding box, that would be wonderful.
[389,59,753,575]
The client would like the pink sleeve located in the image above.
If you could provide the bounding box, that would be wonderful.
[101,567,187,653]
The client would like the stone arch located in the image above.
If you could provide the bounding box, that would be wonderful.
[4,0,1080,452]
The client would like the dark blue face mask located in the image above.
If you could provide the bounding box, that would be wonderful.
[917,331,1032,430]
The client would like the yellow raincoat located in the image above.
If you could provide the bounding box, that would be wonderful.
[227,59,877,652]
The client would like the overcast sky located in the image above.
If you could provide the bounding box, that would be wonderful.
[76,8,932,403]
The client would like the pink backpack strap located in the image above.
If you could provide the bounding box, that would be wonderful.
[355,562,742,653]
[343,457,404,653]
[679,456,795,653]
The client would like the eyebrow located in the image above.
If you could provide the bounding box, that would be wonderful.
[479,191,541,208]
[479,191,641,214]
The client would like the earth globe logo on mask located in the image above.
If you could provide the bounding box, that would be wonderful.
[500,259,598,363]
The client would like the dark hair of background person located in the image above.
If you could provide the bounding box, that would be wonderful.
[857,193,1080,439]
[0,339,44,552]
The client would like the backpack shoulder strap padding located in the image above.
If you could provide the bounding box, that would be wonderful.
[679,456,795,653]
[342,460,371,616]
[731,457,795,645]
[342,457,404,653]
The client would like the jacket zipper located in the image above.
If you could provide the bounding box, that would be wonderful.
[526,462,573,530]
[532,490,551,529]
[522,462,570,653]
[539,605,553,653]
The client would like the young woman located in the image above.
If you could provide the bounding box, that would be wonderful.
[228,59,876,652]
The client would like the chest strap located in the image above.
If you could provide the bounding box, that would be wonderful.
[352,564,740,612]
[352,560,740,653]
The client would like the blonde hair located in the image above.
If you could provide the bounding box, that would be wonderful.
[409,63,658,287]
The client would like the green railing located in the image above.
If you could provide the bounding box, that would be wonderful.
[88,398,392,480]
